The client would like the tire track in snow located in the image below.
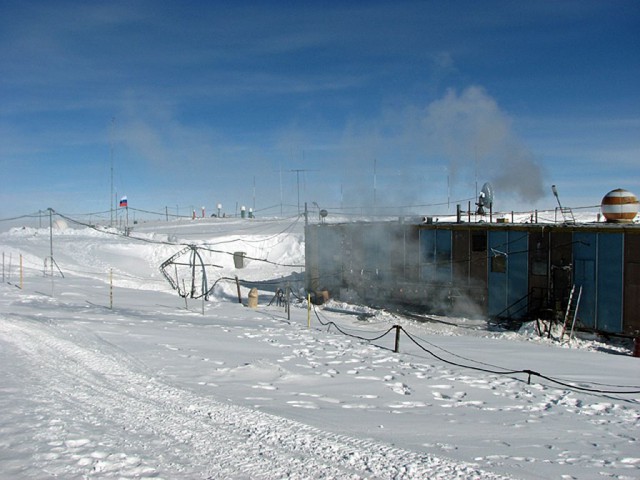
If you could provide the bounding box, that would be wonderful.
[0,318,515,479]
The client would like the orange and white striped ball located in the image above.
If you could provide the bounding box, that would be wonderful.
[601,189,639,223]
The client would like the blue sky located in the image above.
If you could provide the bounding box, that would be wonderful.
[1,0,638,220]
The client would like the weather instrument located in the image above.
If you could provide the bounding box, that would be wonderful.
[160,245,222,300]
[551,184,575,224]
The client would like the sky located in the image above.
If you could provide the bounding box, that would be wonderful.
[1,0,639,221]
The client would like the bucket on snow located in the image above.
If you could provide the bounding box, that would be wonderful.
[233,251,246,269]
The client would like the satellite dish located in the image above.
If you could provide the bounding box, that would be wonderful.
[476,182,494,215]
[481,182,494,205]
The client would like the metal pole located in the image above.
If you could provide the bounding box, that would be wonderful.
[296,170,300,214]
[48,208,54,277]
[109,268,113,309]
[373,158,377,214]
[110,117,115,227]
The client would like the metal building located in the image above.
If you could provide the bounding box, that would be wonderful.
[305,220,640,336]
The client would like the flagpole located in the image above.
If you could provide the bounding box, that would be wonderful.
[119,196,129,234]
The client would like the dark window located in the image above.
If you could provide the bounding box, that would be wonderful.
[472,232,487,252]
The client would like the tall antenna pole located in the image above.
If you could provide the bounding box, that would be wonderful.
[447,167,450,211]
[48,208,54,275]
[373,158,377,214]
[110,117,115,227]
[290,168,317,216]
[474,146,478,208]
[279,163,283,216]
[296,169,301,214]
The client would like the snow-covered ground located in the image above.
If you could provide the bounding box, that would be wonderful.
[0,216,638,479]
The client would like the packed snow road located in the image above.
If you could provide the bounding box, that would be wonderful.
[0,313,510,479]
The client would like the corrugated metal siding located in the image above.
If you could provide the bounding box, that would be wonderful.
[405,226,420,282]
[452,230,470,284]
[573,232,597,329]
[550,230,573,317]
[597,233,623,333]
[624,233,640,335]
[419,229,452,284]
[528,230,550,317]
[488,230,529,318]
[573,232,624,334]
[437,229,452,282]
[316,225,343,294]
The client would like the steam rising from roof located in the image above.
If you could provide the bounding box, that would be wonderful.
[422,86,545,202]
[339,86,546,212]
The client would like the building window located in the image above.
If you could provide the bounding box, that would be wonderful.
[472,232,487,252]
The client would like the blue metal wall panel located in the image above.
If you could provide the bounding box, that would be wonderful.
[419,229,435,281]
[436,229,452,283]
[488,231,507,316]
[573,232,596,329]
[316,226,343,289]
[597,233,623,333]
[419,229,452,283]
[487,231,507,316]
[507,233,529,317]
[488,231,529,318]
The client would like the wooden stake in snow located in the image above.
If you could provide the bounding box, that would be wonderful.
[235,276,242,304]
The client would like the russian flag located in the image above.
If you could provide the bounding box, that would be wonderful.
[119,196,128,207]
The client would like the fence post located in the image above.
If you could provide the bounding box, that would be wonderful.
[394,325,401,353]
[235,276,242,304]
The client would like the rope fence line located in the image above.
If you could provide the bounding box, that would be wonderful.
[309,303,640,396]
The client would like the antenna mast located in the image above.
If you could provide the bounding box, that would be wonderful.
[290,167,318,215]
[110,117,115,227]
